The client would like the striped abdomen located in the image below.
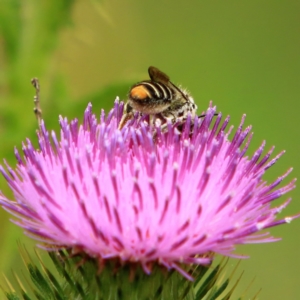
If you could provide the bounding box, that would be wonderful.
[128,80,175,114]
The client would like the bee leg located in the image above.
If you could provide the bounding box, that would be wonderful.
[160,115,191,134]
[118,113,134,130]
[118,102,134,130]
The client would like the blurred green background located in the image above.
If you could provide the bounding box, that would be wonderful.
[0,0,299,298]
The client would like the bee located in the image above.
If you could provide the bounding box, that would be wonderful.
[118,66,198,130]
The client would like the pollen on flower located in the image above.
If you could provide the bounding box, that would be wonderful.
[256,222,265,230]
[0,99,299,280]
[285,217,292,224]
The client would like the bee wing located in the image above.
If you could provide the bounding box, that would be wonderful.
[148,66,170,84]
[149,66,190,103]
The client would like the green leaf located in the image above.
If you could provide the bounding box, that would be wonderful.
[2,247,258,299]
[5,293,21,300]
[208,279,230,300]
[27,264,53,297]
[195,264,220,299]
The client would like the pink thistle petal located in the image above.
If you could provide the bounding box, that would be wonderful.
[0,99,298,279]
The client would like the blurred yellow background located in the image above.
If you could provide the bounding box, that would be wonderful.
[0,1,299,298]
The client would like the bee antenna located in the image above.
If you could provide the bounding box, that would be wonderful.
[31,78,42,130]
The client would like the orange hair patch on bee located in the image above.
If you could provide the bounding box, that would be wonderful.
[130,85,150,101]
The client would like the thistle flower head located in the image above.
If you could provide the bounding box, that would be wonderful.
[0,100,298,279]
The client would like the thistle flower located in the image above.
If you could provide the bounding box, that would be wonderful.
[0,100,298,281]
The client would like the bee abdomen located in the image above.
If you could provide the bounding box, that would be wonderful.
[130,81,173,102]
